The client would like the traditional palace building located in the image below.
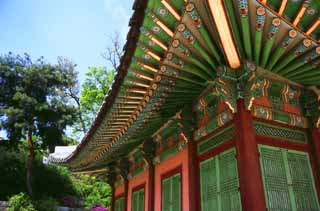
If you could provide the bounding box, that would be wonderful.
[51,0,320,210]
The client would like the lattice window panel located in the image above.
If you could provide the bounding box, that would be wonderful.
[162,173,181,211]
[132,188,145,211]
[254,122,307,143]
[259,145,320,211]
[115,197,125,211]
[200,148,241,211]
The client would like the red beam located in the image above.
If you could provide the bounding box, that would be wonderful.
[148,164,155,211]
[111,186,115,211]
[124,180,128,211]
[308,122,320,200]
[188,141,200,211]
[234,99,266,211]
[256,135,308,152]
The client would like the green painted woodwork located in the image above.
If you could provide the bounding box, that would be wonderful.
[267,0,282,11]
[55,0,320,173]
[261,18,281,67]
[251,105,307,128]
[224,0,245,58]
[162,173,181,211]
[283,0,304,22]
[254,121,307,143]
[259,145,320,211]
[132,188,145,211]
[194,109,234,140]
[115,197,125,211]
[297,1,320,31]
[200,148,241,211]
[197,125,235,155]
[266,30,296,70]
[238,0,253,60]
[159,144,180,162]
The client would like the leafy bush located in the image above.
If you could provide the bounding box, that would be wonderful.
[34,197,58,211]
[32,163,77,199]
[1,146,111,209]
[72,174,111,209]
[0,148,27,199]
[8,193,37,211]
[0,147,77,201]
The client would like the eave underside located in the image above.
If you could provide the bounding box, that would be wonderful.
[51,0,320,172]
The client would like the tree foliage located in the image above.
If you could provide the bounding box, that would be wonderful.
[0,53,79,196]
[0,146,77,200]
[72,174,111,209]
[0,53,78,150]
[75,67,114,133]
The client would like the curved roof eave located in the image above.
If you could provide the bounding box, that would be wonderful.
[60,0,149,164]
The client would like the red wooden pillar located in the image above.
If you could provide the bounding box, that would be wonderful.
[148,163,155,211]
[308,121,320,199]
[124,180,128,211]
[187,140,200,211]
[234,99,266,211]
[310,126,320,170]
[111,186,115,211]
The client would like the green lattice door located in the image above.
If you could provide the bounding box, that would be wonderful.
[132,188,145,211]
[115,197,125,211]
[199,148,241,211]
[162,173,181,211]
[259,145,320,211]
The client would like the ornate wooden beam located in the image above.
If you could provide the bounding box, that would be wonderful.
[207,0,241,69]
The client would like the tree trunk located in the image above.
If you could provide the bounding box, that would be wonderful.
[26,129,34,197]
[78,112,87,134]
[73,95,87,134]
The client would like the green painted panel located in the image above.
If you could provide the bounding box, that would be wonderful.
[159,144,179,161]
[283,0,303,22]
[298,0,320,31]
[133,191,138,211]
[139,189,145,211]
[219,149,241,211]
[259,146,292,211]
[253,121,307,143]
[167,0,184,14]
[200,156,218,211]
[197,125,235,155]
[311,26,320,40]
[259,145,320,211]
[162,173,181,211]
[143,16,171,42]
[147,0,178,30]
[138,34,165,55]
[267,0,282,11]
[115,197,125,211]
[200,148,241,211]
[172,174,181,211]
[132,188,145,211]
[287,151,320,210]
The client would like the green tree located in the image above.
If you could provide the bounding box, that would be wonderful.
[76,67,114,133]
[0,53,78,197]
[72,174,111,209]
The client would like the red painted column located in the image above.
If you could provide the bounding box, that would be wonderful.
[234,99,266,211]
[148,164,155,211]
[110,186,115,211]
[187,140,200,211]
[308,121,320,199]
[310,126,320,170]
[124,180,128,211]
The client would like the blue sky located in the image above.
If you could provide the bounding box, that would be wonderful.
[0,0,134,139]
[0,0,133,84]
